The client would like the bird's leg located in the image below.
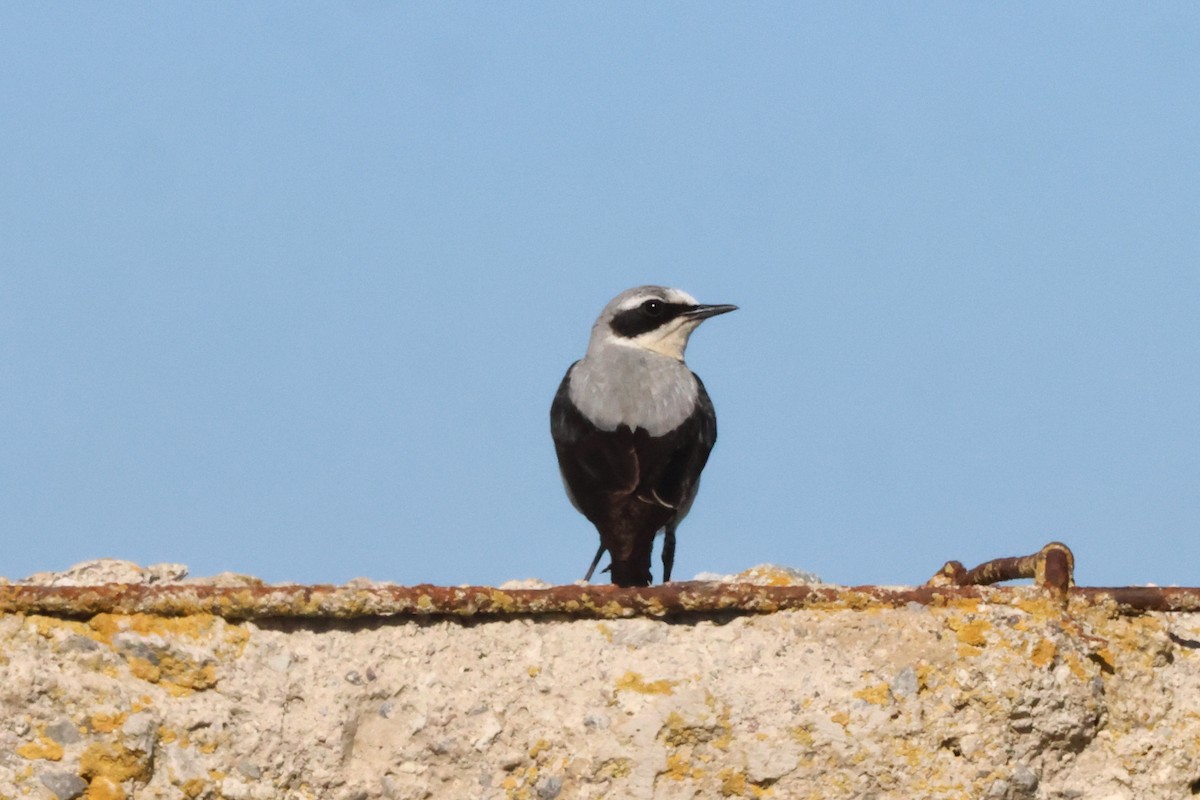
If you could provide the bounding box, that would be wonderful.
[583,544,606,582]
[662,524,677,583]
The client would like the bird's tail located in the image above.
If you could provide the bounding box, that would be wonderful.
[609,558,652,588]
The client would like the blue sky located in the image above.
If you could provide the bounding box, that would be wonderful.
[2,5,1197,588]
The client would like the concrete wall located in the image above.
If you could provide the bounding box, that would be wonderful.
[3,562,1200,800]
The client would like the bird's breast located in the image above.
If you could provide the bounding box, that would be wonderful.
[567,353,700,437]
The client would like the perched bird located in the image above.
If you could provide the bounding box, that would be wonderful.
[550,286,736,587]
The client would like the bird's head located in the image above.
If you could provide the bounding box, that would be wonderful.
[588,286,737,361]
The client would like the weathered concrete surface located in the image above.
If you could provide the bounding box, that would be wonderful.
[3,562,1200,799]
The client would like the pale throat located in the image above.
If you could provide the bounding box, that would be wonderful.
[632,321,698,361]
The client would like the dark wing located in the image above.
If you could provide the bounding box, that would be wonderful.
[550,365,640,522]
[636,373,718,512]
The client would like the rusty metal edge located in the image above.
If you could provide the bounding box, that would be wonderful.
[3,581,1200,620]
[1073,587,1200,614]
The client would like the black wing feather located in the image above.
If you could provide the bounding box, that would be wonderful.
[550,366,639,519]
[639,375,717,511]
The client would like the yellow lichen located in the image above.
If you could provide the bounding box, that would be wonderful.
[718,767,746,797]
[664,751,707,782]
[16,731,63,761]
[596,758,631,779]
[708,697,734,751]
[527,665,541,678]
[181,778,207,798]
[750,784,775,798]
[489,590,515,611]
[29,612,231,698]
[854,682,891,706]
[598,601,626,617]
[164,656,218,691]
[946,597,982,612]
[660,711,719,747]
[28,615,107,644]
[957,642,982,658]
[954,618,989,647]
[88,613,221,642]
[1030,638,1057,668]
[223,623,250,655]
[1014,596,1064,621]
[528,739,550,759]
[915,662,935,691]
[500,764,540,800]
[124,652,217,695]
[127,657,161,683]
[663,752,692,781]
[90,712,127,733]
[789,725,814,746]
[1063,651,1091,680]
[85,776,126,800]
[614,670,676,695]
[80,741,150,783]
[894,739,925,767]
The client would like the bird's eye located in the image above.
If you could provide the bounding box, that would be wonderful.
[641,300,663,317]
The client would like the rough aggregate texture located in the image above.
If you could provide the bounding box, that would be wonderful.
[3,561,1200,799]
